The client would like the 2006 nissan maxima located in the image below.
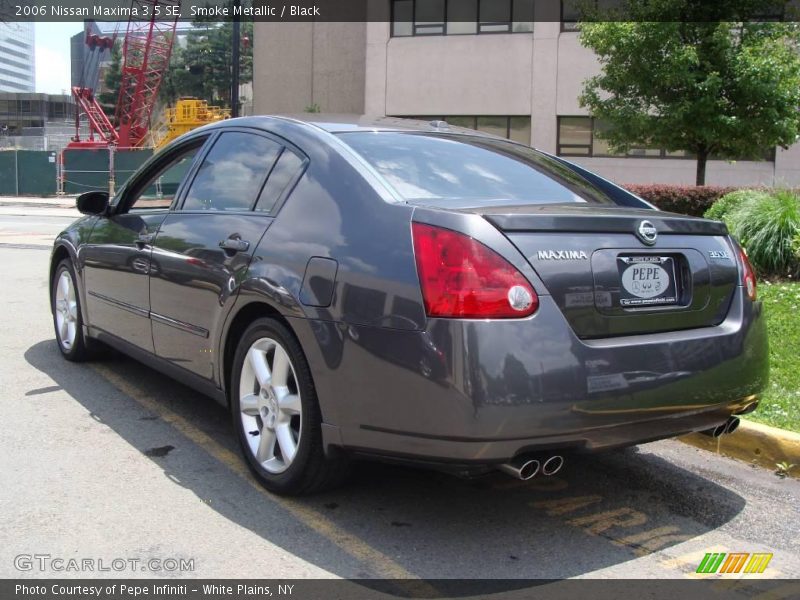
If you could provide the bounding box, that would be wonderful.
[50,116,768,495]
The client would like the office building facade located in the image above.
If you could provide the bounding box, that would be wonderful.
[0,22,35,93]
[252,0,800,186]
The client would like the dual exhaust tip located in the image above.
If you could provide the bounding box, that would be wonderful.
[497,454,564,481]
[498,416,741,480]
[700,416,741,438]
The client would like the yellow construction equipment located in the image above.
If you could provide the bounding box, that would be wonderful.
[152,98,231,148]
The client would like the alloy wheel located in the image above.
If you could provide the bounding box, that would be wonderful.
[238,337,303,474]
[55,270,78,351]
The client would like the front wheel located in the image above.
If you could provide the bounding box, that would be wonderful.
[51,259,92,362]
[231,318,349,495]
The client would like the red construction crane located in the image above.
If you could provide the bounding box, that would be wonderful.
[69,0,181,149]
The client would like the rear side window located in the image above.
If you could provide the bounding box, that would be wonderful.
[183,131,282,211]
[254,148,306,213]
[338,132,616,205]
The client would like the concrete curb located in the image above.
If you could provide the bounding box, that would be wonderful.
[680,419,800,478]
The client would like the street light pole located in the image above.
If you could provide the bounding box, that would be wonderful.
[231,0,241,118]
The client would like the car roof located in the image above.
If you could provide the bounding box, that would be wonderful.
[279,114,492,134]
[195,114,499,138]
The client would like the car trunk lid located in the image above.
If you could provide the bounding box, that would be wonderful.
[426,202,739,339]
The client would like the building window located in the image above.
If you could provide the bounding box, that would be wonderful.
[447,0,478,35]
[415,0,445,35]
[479,0,511,33]
[557,116,592,155]
[392,0,414,36]
[560,0,582,32]
[393,115,531,144]
[391,0,534,37]
[557,116,774,161]
[561,1,621,32]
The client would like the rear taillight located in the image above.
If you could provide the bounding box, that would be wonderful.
[411,222,538,318]
[739,247,757,301]
[732,240,757,301]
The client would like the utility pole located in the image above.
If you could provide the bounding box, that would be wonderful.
[231,0,241,118]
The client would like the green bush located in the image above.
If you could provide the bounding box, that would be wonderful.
[710,189,800,278]
[704,189,769,223]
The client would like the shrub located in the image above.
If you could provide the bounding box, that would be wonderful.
[704,189,770,223]
[716,189,800,278]
[623,185,736,217]
[793,232,800,262]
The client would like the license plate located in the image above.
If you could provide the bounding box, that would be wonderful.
[617,256,678,307]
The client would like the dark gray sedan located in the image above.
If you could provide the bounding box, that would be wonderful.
[50,116,768,494]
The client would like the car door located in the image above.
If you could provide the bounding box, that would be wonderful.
[82,139,206,352]
[149,129,303,381]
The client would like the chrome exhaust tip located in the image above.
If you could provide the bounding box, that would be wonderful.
[700,423,728,438]
[735,401,759,415]
[497,458,540,481]
[725,416,740,435]
[541,455,564,476]
[700,416,741,438]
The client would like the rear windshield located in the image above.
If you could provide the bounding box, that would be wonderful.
[338,131,616,205]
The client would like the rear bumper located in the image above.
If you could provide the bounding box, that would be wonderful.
[292,288,768,464]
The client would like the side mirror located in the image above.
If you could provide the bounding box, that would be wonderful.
[76,191,109,216]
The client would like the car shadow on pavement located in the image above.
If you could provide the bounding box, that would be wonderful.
[25,339,747,582]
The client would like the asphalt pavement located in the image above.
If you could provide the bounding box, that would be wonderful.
[1,201,798,583]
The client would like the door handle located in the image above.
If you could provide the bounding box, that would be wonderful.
[135,232,156,248]
[219,237,250,253]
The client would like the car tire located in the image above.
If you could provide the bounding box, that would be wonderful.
[51,259,93,362]
[231,317,349,495]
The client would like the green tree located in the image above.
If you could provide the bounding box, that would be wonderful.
[578,0,800,185]
[167,20,254,109]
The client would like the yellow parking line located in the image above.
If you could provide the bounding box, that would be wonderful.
[89,363,422,581]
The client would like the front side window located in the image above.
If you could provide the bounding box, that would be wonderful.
[338,131,616,205]
[127,144,203,212]
[183,131,282,211]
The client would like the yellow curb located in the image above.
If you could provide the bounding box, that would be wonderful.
[680,419,800,478]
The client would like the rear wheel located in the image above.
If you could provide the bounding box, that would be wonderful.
[231,318,349,495]
[51,259,92,362]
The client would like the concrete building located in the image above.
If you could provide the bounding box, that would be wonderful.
[0,22,35,93]
[252,0,800,186]
[0,92,76,151]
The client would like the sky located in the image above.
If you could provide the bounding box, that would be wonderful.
[35,22,82,94]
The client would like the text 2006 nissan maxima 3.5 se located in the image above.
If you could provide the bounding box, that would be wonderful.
[51,116,768,494]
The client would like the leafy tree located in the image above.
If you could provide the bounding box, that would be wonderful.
[578,0,800,185]
[166,21,254,109]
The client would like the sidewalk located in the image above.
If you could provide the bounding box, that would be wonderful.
[0,196,80,217]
